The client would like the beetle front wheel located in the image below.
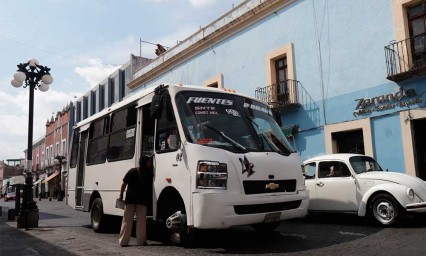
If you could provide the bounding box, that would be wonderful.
[370,193,402,226]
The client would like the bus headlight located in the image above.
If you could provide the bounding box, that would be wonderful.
[196,161,228,189]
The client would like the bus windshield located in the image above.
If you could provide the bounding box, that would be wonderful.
[175,91,294,155]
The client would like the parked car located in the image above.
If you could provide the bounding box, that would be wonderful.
[303,154,426,226]
[4,191,16,202]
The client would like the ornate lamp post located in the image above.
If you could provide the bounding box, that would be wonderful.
[11,59,53,229]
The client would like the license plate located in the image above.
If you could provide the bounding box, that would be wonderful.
[264,212,281,223]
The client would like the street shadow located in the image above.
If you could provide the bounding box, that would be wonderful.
[299,212,426,228]
[77,212,415,254]
[172,224,369,254]
[394,213,426,228]
[0,211,77,255]
[0,204,71,221]
[297,212,372,226]
[39,212,71,220]
[141,216,384,254]
[81,215,122,234]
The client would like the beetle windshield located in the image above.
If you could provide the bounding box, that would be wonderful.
[175,91,294,155]
[349,155,384,174]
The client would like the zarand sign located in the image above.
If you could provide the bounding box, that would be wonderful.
[353,88,423,117]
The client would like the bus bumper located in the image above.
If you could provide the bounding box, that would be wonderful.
[191,189,309,229]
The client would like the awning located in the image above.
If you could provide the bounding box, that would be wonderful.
[43,171,59,183]
[33,178,45,186]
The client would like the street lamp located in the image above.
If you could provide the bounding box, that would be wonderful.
[11,59,53,229]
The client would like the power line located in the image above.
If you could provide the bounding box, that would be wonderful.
[312,0,327,126]
[0,34,82,60]
[0,34,120,66]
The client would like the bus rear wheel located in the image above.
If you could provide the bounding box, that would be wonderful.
[91,198,107,233]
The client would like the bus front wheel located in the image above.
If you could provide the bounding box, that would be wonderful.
[91,198,107,233]
[164,203,194,246]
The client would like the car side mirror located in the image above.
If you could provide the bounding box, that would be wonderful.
[168,134,180,150]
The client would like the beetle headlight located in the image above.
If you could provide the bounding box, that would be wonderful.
[407,188,415,201]
[196,161,228,189]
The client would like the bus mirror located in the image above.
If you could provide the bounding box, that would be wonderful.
[168,134,180,150]
[164,95,174,122]
[151,94,162,119]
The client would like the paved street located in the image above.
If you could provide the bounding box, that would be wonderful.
[1,199,426,255]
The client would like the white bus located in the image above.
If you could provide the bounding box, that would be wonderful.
[67,84,309,245]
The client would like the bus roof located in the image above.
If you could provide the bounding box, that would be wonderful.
[73,84,267,129]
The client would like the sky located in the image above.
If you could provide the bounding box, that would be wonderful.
[0,0,243,162]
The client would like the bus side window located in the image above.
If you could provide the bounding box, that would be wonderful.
[87,117,109,165]
[70,129,80,168]
[107,105,137,161]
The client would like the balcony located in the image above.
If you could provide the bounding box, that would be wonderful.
[255,80,302,111]
[385,33,426,82]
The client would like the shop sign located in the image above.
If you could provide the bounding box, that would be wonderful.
[353,88,423,117]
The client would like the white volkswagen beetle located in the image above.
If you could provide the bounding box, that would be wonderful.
[303,154,426,226]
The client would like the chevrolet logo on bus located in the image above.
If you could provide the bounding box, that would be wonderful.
[265,183,279,190]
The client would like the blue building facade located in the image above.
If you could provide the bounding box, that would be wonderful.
[73,0,426,180]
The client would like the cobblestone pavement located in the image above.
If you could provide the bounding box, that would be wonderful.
[1,198,426,255]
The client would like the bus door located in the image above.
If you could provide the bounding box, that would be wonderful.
[140,104,155,215]
[76,130,88,209]
[151,92,189,221]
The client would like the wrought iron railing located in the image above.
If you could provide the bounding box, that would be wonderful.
[385,33,426,82]
[255,79,302,110]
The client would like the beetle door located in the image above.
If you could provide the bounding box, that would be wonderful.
[312,161,357,212]
[304,162,318,209]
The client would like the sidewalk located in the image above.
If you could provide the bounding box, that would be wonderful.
[0,199,77,255]
[0,199,162,256]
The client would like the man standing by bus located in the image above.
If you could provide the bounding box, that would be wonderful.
[118,155,153,247]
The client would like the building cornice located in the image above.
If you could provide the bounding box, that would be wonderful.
[128,0,297,89]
